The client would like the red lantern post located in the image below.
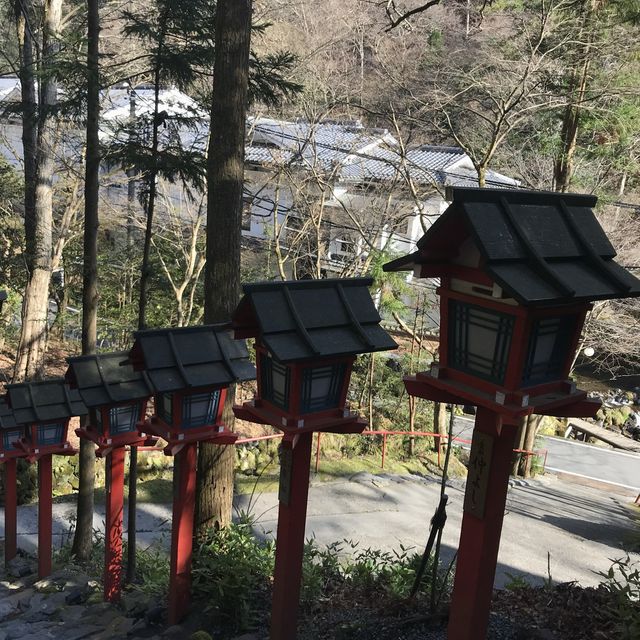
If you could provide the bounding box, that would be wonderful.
[5,379,84,579]
[66,351,157,602]
[232,278,397,640]
[0,399,27,566]
[385,187,640,640]
[129,325,255,625]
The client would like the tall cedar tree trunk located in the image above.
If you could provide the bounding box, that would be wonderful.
[72,0,99,562]
[130,15,168,573]
[553,0,595,192]
[197,0,252,535]
[13,0,61,382]
[138,13,168,331]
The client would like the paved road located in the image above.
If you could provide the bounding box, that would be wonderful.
[453,416,640,492]
[2,471,638,590]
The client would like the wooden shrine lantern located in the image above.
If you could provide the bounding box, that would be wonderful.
[232,278,397,640]
[129,324,255,455]
[384,187,640,640]
[66,352,155,457]
[0,398,25,462]
[6,379,84,462]
[128,324,255,624]
[233,278,397,435]
[384,187,640,419]
[0,398,26,567]
[5,379,85,579]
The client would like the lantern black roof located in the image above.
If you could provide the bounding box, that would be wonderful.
[65,352,153,407]
[129,324,256,393]
[0,398,18,430]
[383,187,640,306]
[5,379,87,426]
[233,278,398,362]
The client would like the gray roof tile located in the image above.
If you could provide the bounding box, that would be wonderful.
[66,352,153,407]
[0,398,18,430]
[5,379,87,425]
[234,278,398,362]
[130,324,255,393]
[385,187,640,305]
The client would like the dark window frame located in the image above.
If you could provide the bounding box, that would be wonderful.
[260,353,291,411]
[300,363,346,414]
[156,393,173,425]
[3,428,22,451]
[108,403,141,435]
[181,390,220,430]
[448,300,515,385]
[37,422,65,446]
[521,315,577,387]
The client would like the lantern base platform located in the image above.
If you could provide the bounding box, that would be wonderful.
[13,439,77,463]
[138,418,238,456]
[75,427,158,458]
[0,450,30,462]
[234,401,367,435]
[404,372,600,422]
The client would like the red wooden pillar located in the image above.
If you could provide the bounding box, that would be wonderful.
[448,408,517,640]
[37,454,53,579]
[167,442,197,625]
[104,447,126,602]
[270,431,313,640]
[4,459,17,565]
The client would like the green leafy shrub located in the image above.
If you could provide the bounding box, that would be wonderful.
[192,519,275,633]
[599,555,640,639]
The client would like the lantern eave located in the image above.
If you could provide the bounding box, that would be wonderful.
[233,400,366,435]
[404,372,600,422]
[140,415,238,455]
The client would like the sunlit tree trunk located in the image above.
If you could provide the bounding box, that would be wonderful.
[72,0,99,563]
[13,0,61,382]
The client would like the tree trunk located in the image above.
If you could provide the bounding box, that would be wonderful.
[521,415,542,478]
[511,417,527,477]
[137,26,166,331]
[14,0,37,268]
[13,0,61,382]
[553,0,595,192]
[434,402,448,457]
[72,0,99,564]
[197,0,253,535]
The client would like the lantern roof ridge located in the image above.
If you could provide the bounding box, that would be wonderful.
[66,351,154,407]
[129,323,256,393]
[0,397,18,430]
[5,378,87,425]
[234,278,398,362]
[384,187,640,305]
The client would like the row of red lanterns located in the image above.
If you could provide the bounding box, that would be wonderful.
[1,186,639,640]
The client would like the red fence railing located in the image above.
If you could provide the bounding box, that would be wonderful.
[133,429,546,477]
